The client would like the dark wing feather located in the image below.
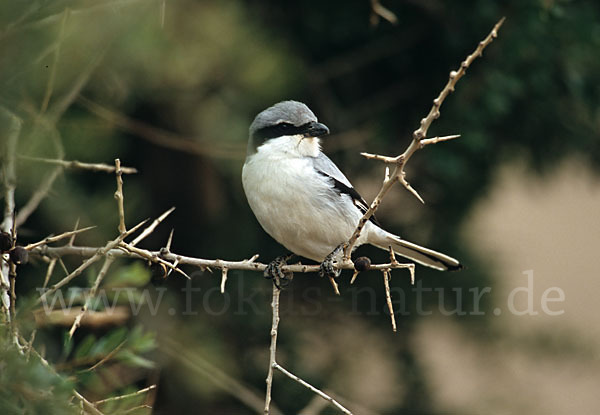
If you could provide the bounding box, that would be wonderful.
[312,153,380,226]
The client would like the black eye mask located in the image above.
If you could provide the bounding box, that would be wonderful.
[252,122,312,142]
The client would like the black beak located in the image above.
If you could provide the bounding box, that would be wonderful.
[303,121,330,138]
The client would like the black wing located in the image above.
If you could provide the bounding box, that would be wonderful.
[312,153,380,226]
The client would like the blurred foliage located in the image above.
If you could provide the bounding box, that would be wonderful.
[1,0,599,414]
[0,327,76,414]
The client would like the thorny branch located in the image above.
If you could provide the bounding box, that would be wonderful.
[328,17,504,337]
[1,6,165,410]
[274,363,352,415]
[382,269,396,332]
[264,286,353,415]
[94,384,157,406]
[19,155,138,174]
[1,107,21,333]
[67,206,177,339]
[114,159,127,235]
[24,226,95,251]
[15,156,136,228]
[30,244,412,275]
[35,220,147,305]
[343,17,505,260]
[264,285,280,415]
[67,256,115,339]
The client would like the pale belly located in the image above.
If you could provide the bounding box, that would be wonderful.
[242,154,362,261]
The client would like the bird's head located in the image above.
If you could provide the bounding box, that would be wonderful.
[248,101,329,156]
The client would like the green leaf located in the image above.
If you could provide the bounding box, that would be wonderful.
[115,349,156,369]
[102,327,128,353]
[127,325,157,354]
[74,334,96,360]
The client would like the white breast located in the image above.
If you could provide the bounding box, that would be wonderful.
[242,135,363,261]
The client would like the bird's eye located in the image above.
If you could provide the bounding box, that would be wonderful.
[279,123,292,129]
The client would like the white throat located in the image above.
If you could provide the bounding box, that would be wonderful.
[254,135,321,159]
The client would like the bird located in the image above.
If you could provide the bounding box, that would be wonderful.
[242,100,461,285]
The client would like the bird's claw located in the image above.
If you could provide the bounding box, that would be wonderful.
[319,244,344,279]
[319,258,340,279]
[264,254,295,289]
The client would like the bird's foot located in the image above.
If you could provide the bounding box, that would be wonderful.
[319,244,344,279]
[264,253,296,289]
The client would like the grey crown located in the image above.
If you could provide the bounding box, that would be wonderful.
[249,100,317,137]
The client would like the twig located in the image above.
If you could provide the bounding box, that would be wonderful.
[264,285,280,415]
[220,267,228,294]
[160,0,166,28]
[263,285,352,414]
[118,243,189,279]
[34,307,130,328]
[42,258,57,288]
[68,218,80,246]
[166,257,179,277]
[414,18,505,142]
[73,390,106,415]
[320,390,380,415]
[328,276,340,295]
[94,385,157,406]
[382,269,396,332]
[68,256,115,339]
[388,246,415,285]
[1,107,21,325]
[165,229,174,252]
[114,159,127,235]
[8,262,17,328]
[83,340,126,372]
[123,405,152,414]
[36,220,147,305]
[57,257,70,277]
[118,208,184,277]
[24,226,96,250]
[162,229,178,277]
[19,155,138,174]
[130,207,175,246]
[370,0,398,26]
[350,269,360,284]
[273,364,353,415]
[343,18,505,260]
[360,134,461,163]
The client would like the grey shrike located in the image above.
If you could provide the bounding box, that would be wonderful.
[242,101,461,284]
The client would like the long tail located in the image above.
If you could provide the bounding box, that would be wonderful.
[369,228,462,271]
